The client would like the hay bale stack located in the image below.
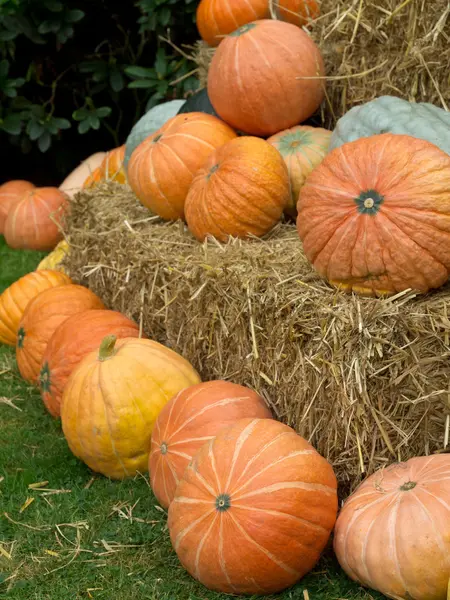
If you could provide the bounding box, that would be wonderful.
[65,183,450,493]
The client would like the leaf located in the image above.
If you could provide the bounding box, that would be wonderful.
[4,86,17,98]
[27,120,45,141]
[1,113,21,135]
[159,6,171,26]
[0,30,17,41]
[65,9,85,23]
[0,59,9,78]
[44,0,64,12]
[154,48,167,77]
[38,131,52,152]
[89,115,100,130]
[52,117,71,130]
[72,107,88,121]
[38,20,58,35]
[78,119,91,134]
[124,66,156,79]
[109,70,124,92]
[128,79,156,89]
[95,106,112,118]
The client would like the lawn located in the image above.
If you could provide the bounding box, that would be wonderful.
[0,235,381,600]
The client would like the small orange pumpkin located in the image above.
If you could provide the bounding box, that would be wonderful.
[196,0,269,47]
[4,187,68,251]
[127,112,237,221]
[297,134,450,296]
[0,180,35,234]
[82,146,126,188]
[0,270,71,346]
[83,166,104,189]
[267,125,331,215]
[16,284,105,383]
[185,136,289,241]
[274,0,320,27]
[39,309,142,418]
[168,418,338,595]
[149,380,272,509]
[61,335,201,479]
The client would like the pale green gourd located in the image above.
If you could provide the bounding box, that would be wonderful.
[329,96,450,154]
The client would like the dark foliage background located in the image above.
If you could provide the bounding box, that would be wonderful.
[0,0,199,186]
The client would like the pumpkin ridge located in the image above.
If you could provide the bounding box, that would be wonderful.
[233,41,260,127]
[234,480,337,502]
[225,419,260,491]
[312,213,360,274]
[175,507,216,551]
[231,504,330,534]
[302,208,356,264]
[247,34,287,115]
[168,132,217,152]
[148,143,176,216]
[188,461,218,496]
[194,513,218,579]
[411,490,450,567]
[157,140,195,177]
[388,499,409,594]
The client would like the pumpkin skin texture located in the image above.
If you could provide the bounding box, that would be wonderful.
[149,380,272,509]
[101,145,127,184]
[37,239,70,273]
[168,418,338,595]
[60,335,201,479]
[16,284,105,384]
[334,455,450,600]
[267,125,331,216]
[0,270,71,346]
[39,309,142,418]
[275,0,320,27]
[329,95,450,155]
[0,180,35,234]
[4,187,68,251]
[196,0,269,47]
[297,133,450,297]
[185,136,289,241]
[59,152,106,199]
[207,20,325,137]
[127,112,237,221]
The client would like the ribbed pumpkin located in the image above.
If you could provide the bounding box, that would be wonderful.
[0,180,35,234]
[168,418,338,594]
[0,270,71,346]
[297,134,450,297]
[208,20,325,136]
[37,239,70,273]
[185,136,289,241]
[149,380,272,509]
[59,152,106,199]
[61,335,201,479]
[4,187,68,251]
[334,455,450,600]
[267,125,331,215]
[39,309,142,418]
[274,0,320,27]
[196,0,269,47]
[127,112,237,221]
[16,284,105,383]
[83,146,126,188]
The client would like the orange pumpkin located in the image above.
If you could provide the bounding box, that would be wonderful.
[297,134,450,297]
[82,146,126,188]
[267,125,331,216]
[0,180,35,234]
[61,335,201,479]
[334,454,450,600]
[83,166,103,189]
[168,418,338,594]
[16,284,105,383]
[127,112,237,221]
[0,270,71,346]
[150,380,272,509]
[39,309,142,418]
[207,20,325,136]
[185,136,289,241]
[196,0,269,47]
[274,0,320,27]
[4,187,68,251]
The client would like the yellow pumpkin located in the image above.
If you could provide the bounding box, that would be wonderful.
[37,239,70,273]
[61,335,201,479]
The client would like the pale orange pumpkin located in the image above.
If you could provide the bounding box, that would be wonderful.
[0,180,35,234]
[185,136,289,241]
[127,113,237,221]
[0,270,71,346]
[61,335,201,479]
[149,380,272,509]
[4,187,69,251]
[274,0,320,27]
[207,20,325,136]
[16,284,105,383]
[297,134,450,297]
[334,454,450,600]
[168,418,338,594]
[267,125,331,215]
[196,0,269,47]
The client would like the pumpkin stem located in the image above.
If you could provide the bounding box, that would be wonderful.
[399,481,417,491]
[98,335,117,361]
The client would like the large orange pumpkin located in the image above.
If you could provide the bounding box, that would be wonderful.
[61,335,201,479]
[127,113,237,221]
[16,284,105,383]
[297,134,450,297]
[149,380,272,509]
[196,0,269,47]
[0,270,71,346]
[185,136,289,241]
[274,0,320,27]
[39,309,142,418]
[4,187,68,251]
[267,125,331,216]
[334,455,450,600]
[0,180,35,234]
[168,418,338,594]
[207,20,325,136]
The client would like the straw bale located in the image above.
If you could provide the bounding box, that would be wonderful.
[64,183,450,494]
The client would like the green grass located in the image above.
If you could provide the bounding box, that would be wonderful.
[0,235,382,600]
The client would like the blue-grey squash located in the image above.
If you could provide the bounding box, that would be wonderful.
[329,96,450,155]
[124,99,186,171]
[177,88,219,118]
